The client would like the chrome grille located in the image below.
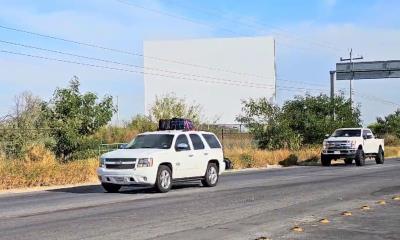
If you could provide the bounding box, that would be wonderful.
[105,158,136,169]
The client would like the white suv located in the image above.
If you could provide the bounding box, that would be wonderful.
[97,130,225,193]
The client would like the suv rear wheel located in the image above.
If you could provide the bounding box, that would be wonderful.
[155,165,172,193]
[202,163,219,187]
[101,183,121,193]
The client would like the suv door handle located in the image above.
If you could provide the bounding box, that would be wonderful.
[188,154,194,157]
[204,153,209,156]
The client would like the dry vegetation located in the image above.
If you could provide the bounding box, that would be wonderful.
[1,138,400,190]
[0,145,98,190]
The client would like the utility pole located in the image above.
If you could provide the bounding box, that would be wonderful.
[340,48,363,108]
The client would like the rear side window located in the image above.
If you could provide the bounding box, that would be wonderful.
[189,134,205,150]
[202,134,222,149]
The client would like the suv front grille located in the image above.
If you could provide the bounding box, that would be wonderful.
[105,158,136,169]
[106,164,135,169]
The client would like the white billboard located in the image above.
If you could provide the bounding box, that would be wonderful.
[144,37,276,123]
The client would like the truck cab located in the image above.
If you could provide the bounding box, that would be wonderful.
[321,128,384,166]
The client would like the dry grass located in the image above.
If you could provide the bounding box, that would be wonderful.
[0,145,98,190]
[385,146,400,158]
[1,142,400,190]
[225,147,321,169]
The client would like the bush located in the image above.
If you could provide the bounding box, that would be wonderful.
[240,153,253,168]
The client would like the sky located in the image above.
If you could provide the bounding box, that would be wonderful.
[0,0,399,125]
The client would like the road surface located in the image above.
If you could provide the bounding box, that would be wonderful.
[1,159,399,240]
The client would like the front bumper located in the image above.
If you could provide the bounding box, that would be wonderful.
[97,167,157,186]
[321,149,357,159]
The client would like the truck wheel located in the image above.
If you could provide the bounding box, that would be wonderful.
[202,163,219,187]
[101,183,121,193]
[375,147,384,164]
[155,165,172,193]
[355,149,365,166]
[344,158,353,165]
[321,154,331,166]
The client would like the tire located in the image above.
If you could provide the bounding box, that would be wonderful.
[344,158,353,165]
[321,154,331,166]
[155,165,172,193]
[355,149,365,166]
[202,163,219,187]
[375,147,384,164]
[101,183,121,193]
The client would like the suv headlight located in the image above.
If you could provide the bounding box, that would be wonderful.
[99,157,106,167]
[137,158,153,167]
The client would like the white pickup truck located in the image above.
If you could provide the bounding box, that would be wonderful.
[97,130,225,193]
[321,128,384,166]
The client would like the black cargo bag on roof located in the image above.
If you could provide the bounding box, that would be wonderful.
[159,118,194,131]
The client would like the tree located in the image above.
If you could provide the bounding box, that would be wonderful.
[281,93,362,144]
[236,98,302,150]
[0,92,52,158]
[43,77,115,160]
[369,109,400,138]
[149,93,202,125]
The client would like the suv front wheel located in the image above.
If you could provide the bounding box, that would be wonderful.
[155,165,172,193]
[202,163,219,187]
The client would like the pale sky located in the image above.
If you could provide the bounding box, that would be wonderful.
[1,0,399,124]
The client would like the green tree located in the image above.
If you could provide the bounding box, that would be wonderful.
[0,92,52,158]
[236,98,302,150]
[369,109,400,138]
[43,77,115,160]
[149,93,202,125]
[281,94,361,144]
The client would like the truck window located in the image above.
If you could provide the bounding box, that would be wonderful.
[189,134,205,150]
[175,134,191,151]
[202,134,222,149]
[332,129,361,137]
[363,129,373,139]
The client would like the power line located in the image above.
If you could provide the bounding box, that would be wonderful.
[116,0,344,53]
[0,39,275,88]
[0,49,327,93]
[0,24,328,89]
[0,39,329,90]
[0,24,273,81]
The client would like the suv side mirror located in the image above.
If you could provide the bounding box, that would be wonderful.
[366,133,373,139]
[176,143,189,151]
[118,143,127,149]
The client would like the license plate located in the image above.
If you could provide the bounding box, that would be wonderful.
[334,151,341,155]
[114,177,124,182]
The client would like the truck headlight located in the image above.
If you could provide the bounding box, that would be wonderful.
[137,158,153,167]
[323,141,327,149]
[99,157,106,167]
[350,140,356,148]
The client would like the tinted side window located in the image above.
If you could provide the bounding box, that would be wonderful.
[202,134,222,149]
[175,134,191,151]
[189,134,205,150]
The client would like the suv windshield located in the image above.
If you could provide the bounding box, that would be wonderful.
[331,129,361,137]
[126,134,174,149]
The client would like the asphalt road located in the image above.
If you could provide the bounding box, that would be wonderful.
[1,159,400,240]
